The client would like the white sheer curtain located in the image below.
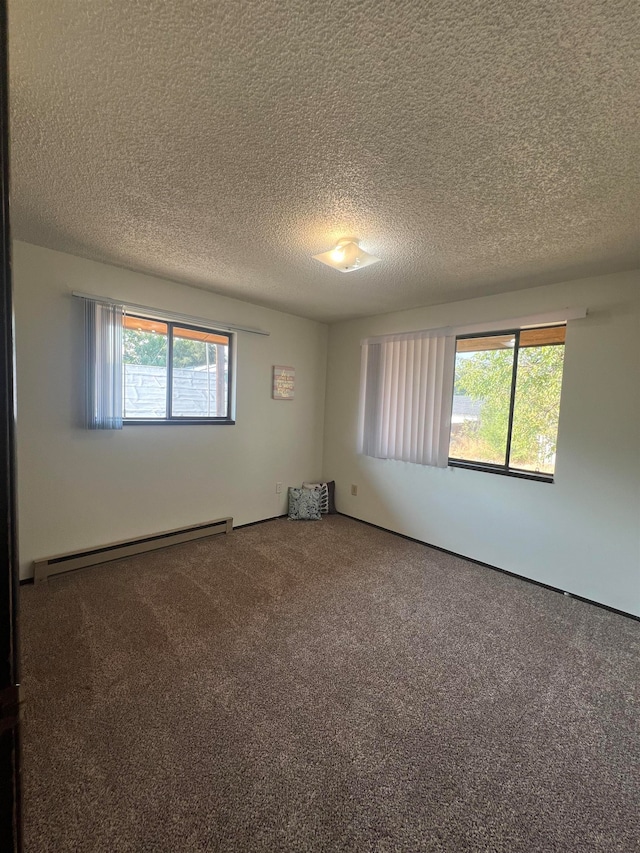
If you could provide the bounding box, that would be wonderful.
[358,331,456,467]
[84,298,124,429]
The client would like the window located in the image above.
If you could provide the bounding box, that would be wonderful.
[123,314,233,424]
[359,312,582,477]
[448,325,565,480]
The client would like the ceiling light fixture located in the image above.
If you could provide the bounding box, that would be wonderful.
[313,239,381,273]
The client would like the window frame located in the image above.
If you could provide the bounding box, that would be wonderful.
[123,314,235,426]
[448,325,565,483]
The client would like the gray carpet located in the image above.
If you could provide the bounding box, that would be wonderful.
[20,516,640,852]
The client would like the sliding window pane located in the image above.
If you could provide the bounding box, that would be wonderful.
[123,318,168,418]
[449,335,514,465]
[509,344,564,475]
[171,327,229,418]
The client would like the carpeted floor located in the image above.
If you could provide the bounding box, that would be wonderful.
[20,515,640,852]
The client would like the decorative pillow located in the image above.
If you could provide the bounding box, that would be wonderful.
[302,482,329,514]
[288,487,322,520]
[302,480,336,514]
[325,480,336,514]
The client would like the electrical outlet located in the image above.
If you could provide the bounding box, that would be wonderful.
[276,482,282,494]
[351,484,358,496]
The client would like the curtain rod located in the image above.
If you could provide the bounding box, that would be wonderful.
[72,291,270,336]
[361,307,587,345]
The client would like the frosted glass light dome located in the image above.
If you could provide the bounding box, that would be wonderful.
[313,239,381,273]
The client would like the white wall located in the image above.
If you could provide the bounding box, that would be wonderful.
[13,244,640,614]
[322,270,640,617]
[14,241,328,579]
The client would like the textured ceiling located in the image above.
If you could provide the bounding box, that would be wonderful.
[8,0,640,322]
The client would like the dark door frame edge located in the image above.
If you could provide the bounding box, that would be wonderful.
[0,0,23,848]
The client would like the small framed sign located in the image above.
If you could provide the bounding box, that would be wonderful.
[272,365,295,400]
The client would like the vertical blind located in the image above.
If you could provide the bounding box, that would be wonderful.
[358,331,456,467]
[85,298,124,429]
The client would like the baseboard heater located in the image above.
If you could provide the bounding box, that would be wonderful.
[33,516,233,585]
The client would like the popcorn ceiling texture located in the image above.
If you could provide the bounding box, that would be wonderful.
[9,0,640,322]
